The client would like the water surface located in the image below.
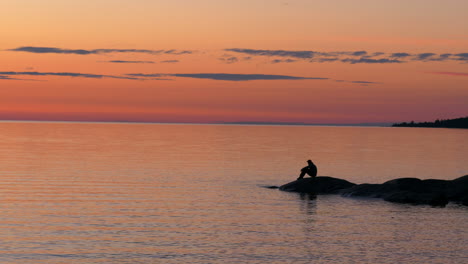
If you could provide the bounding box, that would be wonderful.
[0,122,467,263]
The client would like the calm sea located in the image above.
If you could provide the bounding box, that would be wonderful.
[0,122,467,263]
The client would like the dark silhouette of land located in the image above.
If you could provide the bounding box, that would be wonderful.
[392,116,468,129]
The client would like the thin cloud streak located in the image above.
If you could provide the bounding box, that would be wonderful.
[0,71,140,80]
[341,58,403,64]
[333,79,381,85]
[0,74,43,81]
[225,48,317,59]
[351,81,381,84]
[0,75,26,80]
[1,71,382,85]
[127,73,328,81]
[105,60,155,64]
[271,59,297,64]
[9,46,193,55]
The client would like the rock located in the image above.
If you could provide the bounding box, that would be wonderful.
[340,183,391,198]
[279,176,356,194]
[446,175,468,203]
[382,191,448,207]
[277,175,468,207]
[461,196,468,206]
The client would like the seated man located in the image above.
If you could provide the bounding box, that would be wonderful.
[297,160,317,180]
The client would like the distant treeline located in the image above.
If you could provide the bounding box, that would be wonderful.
[392,117,468,129]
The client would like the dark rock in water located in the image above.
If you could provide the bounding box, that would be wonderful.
[383,191,448,207]
[279,176,356,194]
[341,177,452,206]
[461,196,468,206]
[446,175,468,204]
[278,175,468,207]
[339,183,390,198]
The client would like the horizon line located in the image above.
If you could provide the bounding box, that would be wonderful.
[0,119,392,127]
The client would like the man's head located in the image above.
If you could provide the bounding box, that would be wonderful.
[307,159,313,164]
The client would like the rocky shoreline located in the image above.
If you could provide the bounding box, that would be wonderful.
[277,175,468,207]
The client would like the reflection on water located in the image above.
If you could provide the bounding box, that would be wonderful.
[0,122,467,263]
[298,193,317,216]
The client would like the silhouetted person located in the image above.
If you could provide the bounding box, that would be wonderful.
[297,160,317,180]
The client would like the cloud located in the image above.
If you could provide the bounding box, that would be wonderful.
[312,58,340,63]
[9,46,193,55]
[350,51,367,56]
[174,73,327,81]
[10,47,95,55]
[411,53,466,62]
[414,53,436,61]
[0,71,139,80]
[106,60,155,64]
[0,75,43,81]
[428,71,468,76]
[127,73,328,81]
[149,78,175,81]
[225,48,317,59]
[219,57,239,64]
[160,60,179,63]
[351,81,381,84]
[439,53,453,59]
[224,48,468,64]
[454,53,468,61]
[226,48,372,59]
[163,49,192,55]
[2,71,328,82]
[0,71,104,78]
[271,59,297,64]
[391,52,411,58]
[0,75,19,80]
[333,79,380,85]
[341,58,403,64]
[0,75,42,81]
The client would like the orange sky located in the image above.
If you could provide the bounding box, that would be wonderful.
[1,0,467,124]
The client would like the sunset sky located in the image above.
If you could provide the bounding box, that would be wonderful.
[1,0,467,124]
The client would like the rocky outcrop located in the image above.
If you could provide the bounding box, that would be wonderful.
[278,175,468,207]
[279,176,356,194]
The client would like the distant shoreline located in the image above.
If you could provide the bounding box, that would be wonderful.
[3,118,468,129]
[392,117,468,129]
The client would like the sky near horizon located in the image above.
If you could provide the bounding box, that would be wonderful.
[1,0,467,124]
